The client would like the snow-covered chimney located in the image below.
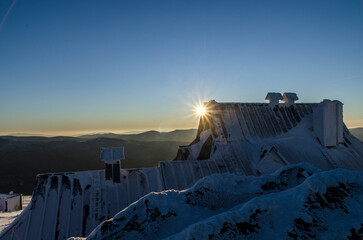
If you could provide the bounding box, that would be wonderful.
[313,100,343,147]
[282,92,298,107]
[265,92,283,106]
[101,147,125,183]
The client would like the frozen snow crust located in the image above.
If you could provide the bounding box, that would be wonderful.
[76,163,363,240]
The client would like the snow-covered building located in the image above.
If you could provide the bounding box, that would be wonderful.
[1,93,363,240]
[0,194,22,212]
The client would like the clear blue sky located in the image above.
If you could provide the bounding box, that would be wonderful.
[1,0,363,135]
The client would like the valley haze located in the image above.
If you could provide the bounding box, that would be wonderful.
[0,129,197,194]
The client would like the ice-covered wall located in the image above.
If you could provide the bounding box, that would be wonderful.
[0,168,163,240]
[1,100,363,240]
[175,101,363,175]
[313,99,344,147]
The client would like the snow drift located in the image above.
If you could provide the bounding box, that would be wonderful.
[76,163,363,240]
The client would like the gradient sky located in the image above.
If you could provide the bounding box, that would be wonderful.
[1,0,363,136]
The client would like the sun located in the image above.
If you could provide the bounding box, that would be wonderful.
[197,105,206,116]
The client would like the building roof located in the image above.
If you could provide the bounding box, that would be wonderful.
[0,194,20,199]
[100,147,125,162]
[265,92,283,101]
[283,92,298,101]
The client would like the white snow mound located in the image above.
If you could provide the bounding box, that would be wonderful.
[69,163,360,239]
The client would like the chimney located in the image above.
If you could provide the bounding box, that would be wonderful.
[313,99,344,147]
[282,92,298,107]
[265,92,283,107]
[100,147,125,183]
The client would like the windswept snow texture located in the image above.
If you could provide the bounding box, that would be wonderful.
[171,169,363,240]
[175,102,363,174]
[0,168,163,240]
[74,164,363,240]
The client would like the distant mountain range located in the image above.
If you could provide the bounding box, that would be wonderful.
[350,127,363,141]
[0,129,197,194]
[2,129,197,142]
[77,129,198,141]
[0,128,361,195]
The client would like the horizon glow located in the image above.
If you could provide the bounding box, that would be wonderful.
[1,0,363,136]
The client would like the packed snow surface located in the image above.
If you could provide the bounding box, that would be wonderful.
[70,163,363,240]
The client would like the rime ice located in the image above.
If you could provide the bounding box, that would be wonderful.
[1,93,363,240]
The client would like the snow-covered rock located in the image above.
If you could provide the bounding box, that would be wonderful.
[169,168,363,240]
[72,164,363,239]
[73,163,363,240]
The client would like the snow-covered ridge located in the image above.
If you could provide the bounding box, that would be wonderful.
[169,168,363,240]
[73,163,363,240]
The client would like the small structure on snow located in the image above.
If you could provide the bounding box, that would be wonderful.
[0,194,22,212]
